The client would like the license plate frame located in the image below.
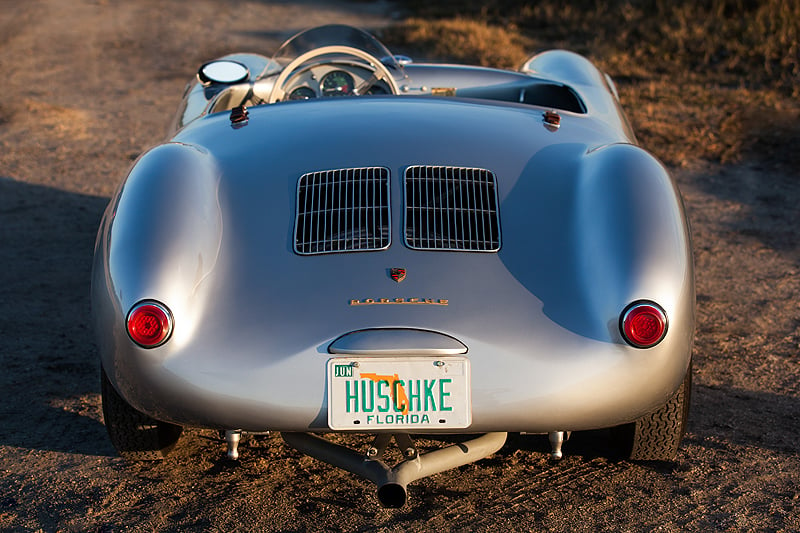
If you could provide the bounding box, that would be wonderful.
[327,357,471,430]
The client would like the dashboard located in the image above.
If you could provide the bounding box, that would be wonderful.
[282,62,393,101]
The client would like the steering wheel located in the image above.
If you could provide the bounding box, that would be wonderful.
[268,45,399,103]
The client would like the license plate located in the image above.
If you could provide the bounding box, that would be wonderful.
[327,357,471,430]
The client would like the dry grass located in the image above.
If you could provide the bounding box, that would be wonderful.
[382,18,531,68]
[383,0,800,171]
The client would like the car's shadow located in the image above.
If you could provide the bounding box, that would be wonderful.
[0,176,115,457]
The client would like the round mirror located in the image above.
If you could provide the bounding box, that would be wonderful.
[198,60,250,85]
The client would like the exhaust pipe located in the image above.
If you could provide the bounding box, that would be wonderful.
[281,432,507,507]
[376,482,407,508]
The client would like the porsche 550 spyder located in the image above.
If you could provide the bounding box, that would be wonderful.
[92,24,694,507]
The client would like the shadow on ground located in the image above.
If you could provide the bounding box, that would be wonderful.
[0,177,113,456]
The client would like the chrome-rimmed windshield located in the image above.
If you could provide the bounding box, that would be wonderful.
[271,25,404,76]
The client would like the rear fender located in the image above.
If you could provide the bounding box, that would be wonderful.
[92,142,223,372]
[575,143,694,353]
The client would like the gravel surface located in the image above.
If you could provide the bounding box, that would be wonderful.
[1,1,798,531]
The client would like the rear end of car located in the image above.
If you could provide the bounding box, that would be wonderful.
[95,96,692,433]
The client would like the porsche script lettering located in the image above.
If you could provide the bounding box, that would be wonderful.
[349,298,448,306]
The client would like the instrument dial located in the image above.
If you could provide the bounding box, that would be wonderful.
[321,70,355,97]
[289,86,316,100]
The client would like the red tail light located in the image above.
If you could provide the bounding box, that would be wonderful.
[127,301,173,348]
[620,301,667,348]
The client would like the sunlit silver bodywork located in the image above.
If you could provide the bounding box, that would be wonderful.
[93,26,693,469]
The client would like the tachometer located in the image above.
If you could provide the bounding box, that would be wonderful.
[320,70,355,97]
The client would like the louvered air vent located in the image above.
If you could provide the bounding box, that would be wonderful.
[294,167,390,255]
[404,166,501,251]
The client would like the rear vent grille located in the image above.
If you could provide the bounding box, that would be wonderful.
[295,167,390,255]
[404,166,501,251]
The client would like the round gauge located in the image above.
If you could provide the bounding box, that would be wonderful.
[288,86,317,100]
[320,70,355,97]
[365,84,388,95]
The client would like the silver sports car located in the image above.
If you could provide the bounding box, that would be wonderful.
[92,24,694,507]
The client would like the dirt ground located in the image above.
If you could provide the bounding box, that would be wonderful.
[1,1,798,531]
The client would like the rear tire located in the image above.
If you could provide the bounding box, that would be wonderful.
[611,362,692,461]
[101,366,183,460]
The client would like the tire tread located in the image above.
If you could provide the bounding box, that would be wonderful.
[101,367,182,461]
[613,362,692,461]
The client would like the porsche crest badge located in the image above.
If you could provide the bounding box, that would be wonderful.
[389,268,407,283]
